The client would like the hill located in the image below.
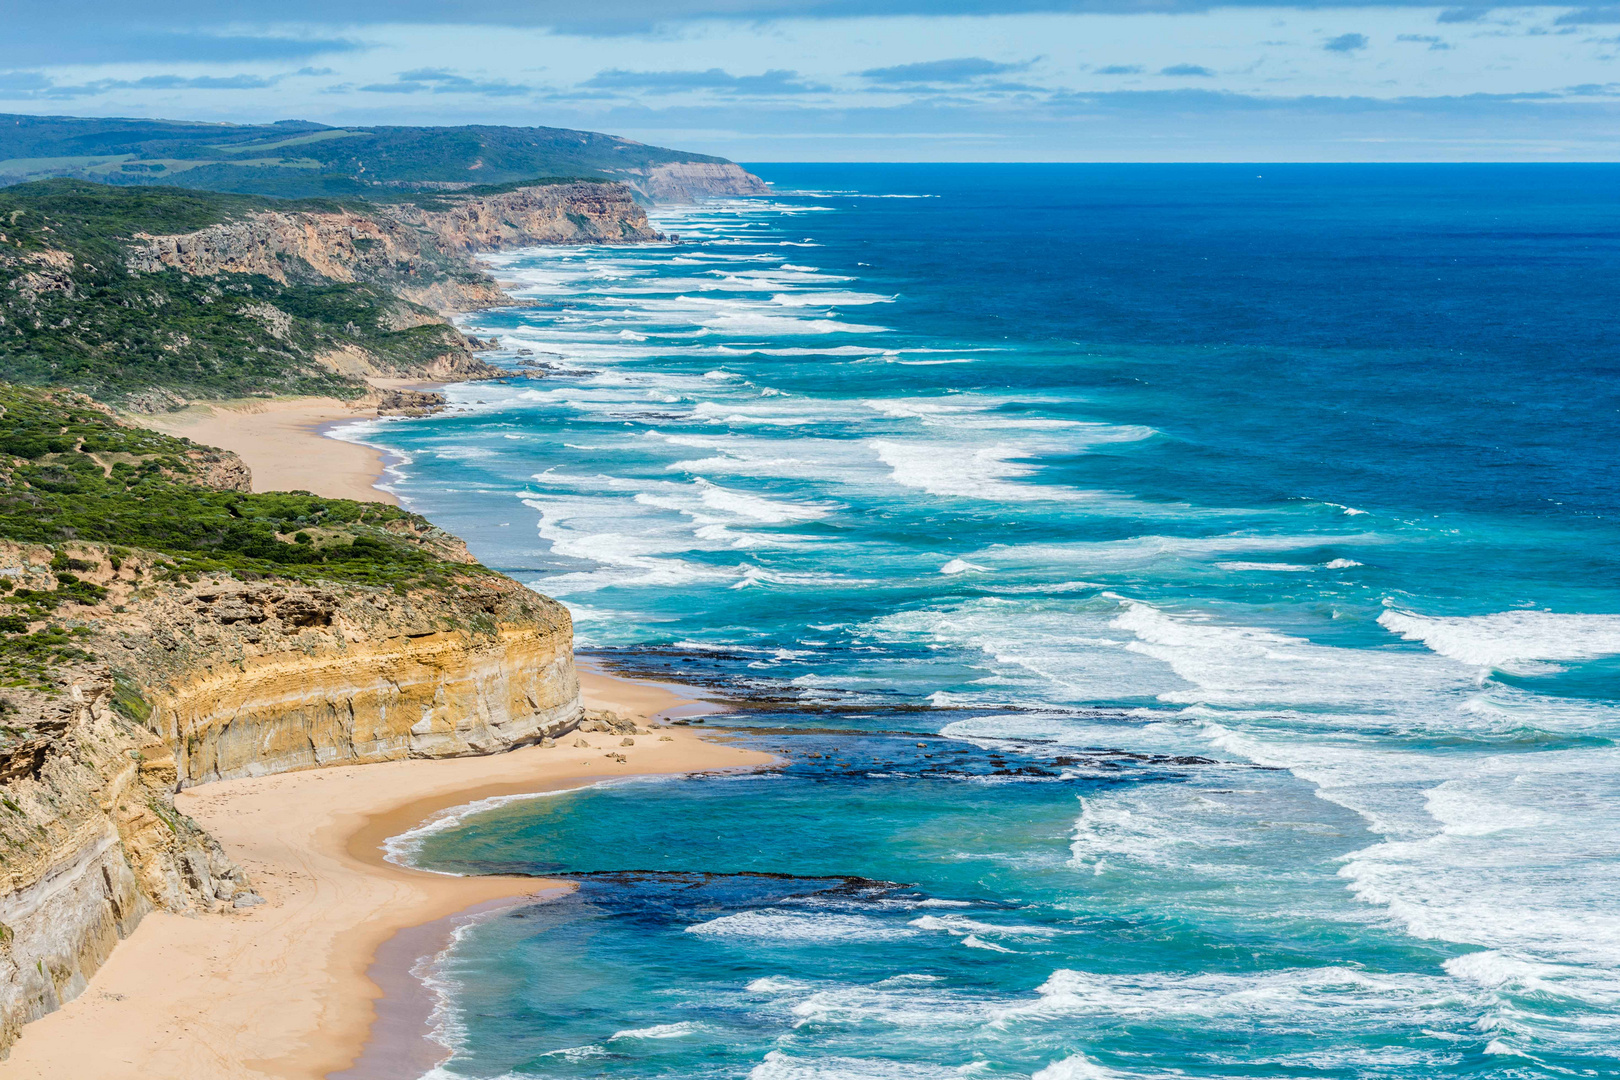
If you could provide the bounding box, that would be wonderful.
[0,114,767,203]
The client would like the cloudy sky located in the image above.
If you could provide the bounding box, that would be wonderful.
[7,2,1620,159]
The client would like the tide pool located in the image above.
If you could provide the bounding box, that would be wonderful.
[340,165,1620,1079]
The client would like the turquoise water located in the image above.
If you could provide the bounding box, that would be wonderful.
[347,165,1620,1079]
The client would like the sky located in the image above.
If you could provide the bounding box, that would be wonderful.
[6,2,1620,160]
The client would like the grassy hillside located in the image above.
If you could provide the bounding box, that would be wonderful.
[0,114,730,199]
[0,179,474,404]
[0,383,491,689]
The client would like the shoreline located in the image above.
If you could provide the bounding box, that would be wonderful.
[0,667,775,1080]
[138,390,418,507]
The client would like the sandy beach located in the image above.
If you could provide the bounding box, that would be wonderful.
[140,395,405,506]
[0,669,773,1080]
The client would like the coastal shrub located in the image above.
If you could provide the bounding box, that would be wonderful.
[0,384,492,599]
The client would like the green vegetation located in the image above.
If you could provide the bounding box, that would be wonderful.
[0,114,730,200]
[109,670,151,723]
[0,626,94,690]
[0,180,467,403]
[0,384,480,589]
[0,384,492,687]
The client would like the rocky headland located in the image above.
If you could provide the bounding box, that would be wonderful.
[0,176,690,408]
[0,385,586,1056]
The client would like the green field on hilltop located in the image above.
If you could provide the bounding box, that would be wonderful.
[0,114,729,199]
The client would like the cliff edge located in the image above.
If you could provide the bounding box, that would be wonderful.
[0,179,661,408]
[0,388,584,1054]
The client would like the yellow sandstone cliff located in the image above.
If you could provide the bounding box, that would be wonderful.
[0,541,582,1054]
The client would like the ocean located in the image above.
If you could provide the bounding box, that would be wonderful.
[339,164,1620,1079]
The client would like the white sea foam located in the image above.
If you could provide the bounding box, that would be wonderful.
[610,1021,705,1040]
[1030,1053,1142,1080]
[1377,606,1620,671]
[694,479,831,523]
[749,1050,967,1080]
[871,440,1049,501]
[911,914,1056,938]
[382,787,580,870]
[1002,966,1472,1025]
[686,911,919,942]
[940,559,990,575]
[771,290,896,307]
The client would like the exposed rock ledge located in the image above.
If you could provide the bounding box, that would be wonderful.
[0,542,582,1055]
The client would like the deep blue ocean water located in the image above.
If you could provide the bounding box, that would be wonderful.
[344,165,1620,1079]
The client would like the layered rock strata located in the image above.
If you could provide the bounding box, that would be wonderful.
[135,575,581,786]
[0,667,256,1054]
[0,542,583,1055]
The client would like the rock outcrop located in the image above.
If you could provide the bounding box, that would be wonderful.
[375,388,448,417]
[114,181,663,397]
[131,575,580,786]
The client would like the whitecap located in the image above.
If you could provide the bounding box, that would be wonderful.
[686,911,918,943]
[1377,606,1620,672]
[609,1021,704,1040]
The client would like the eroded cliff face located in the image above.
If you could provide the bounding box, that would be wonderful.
[130,575,581,785]
[126,180,659,314]
[623,163,770,204]
[0,667,253,1055]
[387,182,660,254]
[126,203,507,315]
[117,181,662,392]
[0,539,583,1054]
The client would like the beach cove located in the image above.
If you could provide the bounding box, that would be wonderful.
[0,667,772,1080]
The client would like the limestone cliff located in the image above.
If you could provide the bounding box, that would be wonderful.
[617,162,770,203]
[117,180,663,392]
[386,182,661,255]
[0,536,583,1055]
[0,664,249,1054]
[131,573,580,785]
[126,180,659,314]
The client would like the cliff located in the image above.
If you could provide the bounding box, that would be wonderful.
[386,182,661,254]
[0,661,250,1054]
[0,547,581,1054]
[0,388,585,1054]
[125,181,659,313]
[622,162,771,203]
[133,573,579,786]
[0,179,661,407]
